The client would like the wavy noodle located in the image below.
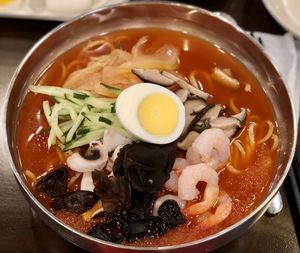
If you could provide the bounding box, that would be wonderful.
[226,164,242,175]
[229,98,239,114]
[131,36,148,56]
[270,134,279,152]
[248,122,256,146]
[227,140,243,175]
[233,140,246,157]
[82,39,114,54]
[230,143,239,167]
[256,120,274,145]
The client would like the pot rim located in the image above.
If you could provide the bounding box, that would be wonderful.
[2,1,297,251]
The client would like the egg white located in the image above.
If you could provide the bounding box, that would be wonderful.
[116,83,185,144]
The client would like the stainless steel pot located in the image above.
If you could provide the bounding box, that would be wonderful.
[3,1,297,252]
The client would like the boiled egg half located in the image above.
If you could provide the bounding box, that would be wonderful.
[116,83,185,144]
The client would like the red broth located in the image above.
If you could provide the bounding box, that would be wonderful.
[17,28,278,246]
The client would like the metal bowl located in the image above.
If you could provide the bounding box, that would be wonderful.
[3,1,297,252]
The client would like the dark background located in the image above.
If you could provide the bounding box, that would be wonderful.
[0,0,299,252]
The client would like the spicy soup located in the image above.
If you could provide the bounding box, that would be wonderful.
[17,28,278,246]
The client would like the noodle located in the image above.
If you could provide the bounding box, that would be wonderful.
[189,71,200,88]
[257,120,274,145]
[229,98,239,114]
[226,164,242,175]
[233,140,246,157]
[270,134,279,152]
[248,122,256,146]
[58,62,67,84]
[83,39,114,53]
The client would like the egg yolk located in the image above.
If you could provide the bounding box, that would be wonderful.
[138,93,178,136]
[0,0,13,5]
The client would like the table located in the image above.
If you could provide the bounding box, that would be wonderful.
[0,1,299,252]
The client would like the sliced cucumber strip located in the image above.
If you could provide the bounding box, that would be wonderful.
[66,105,89,143]
[29,85,89,98]
[59,120,73,133]
[54,97,82,113]
[63,129,105,151]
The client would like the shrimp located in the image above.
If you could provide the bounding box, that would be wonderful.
[186,128,230,171]
[178,164,219,216]
[173,157,190,170]
[197,192,232,228]
[152,194,186,216]
[164,158,189,192]
[164,171,179,192]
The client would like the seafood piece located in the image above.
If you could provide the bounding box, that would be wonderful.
[35,167,68,198]
[103,129,132,153]
[173,157,190,170]
[186,128,230,171]
[164,158,189,192]
[52,191,99,213]
[153,194,186,216]
[66,141,108,172]
[198,192,232,227]
[178,164,219,215]
[164,170,179,192]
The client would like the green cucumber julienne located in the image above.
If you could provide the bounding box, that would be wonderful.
[29,85,130,151]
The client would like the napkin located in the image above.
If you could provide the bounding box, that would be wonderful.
[251,32,300,121]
